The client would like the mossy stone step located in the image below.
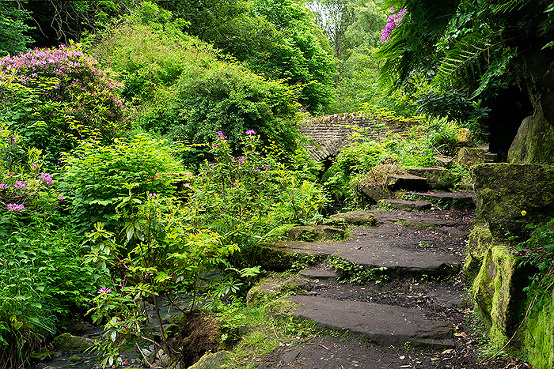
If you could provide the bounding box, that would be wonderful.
[407,192,476,210]
[406,167,459,190]
[385,174,428,191]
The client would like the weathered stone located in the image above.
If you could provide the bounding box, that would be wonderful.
[246,242,296,271]
[406,167,459,189]
[463,224,494,282]
[456,128,473,146]
[299,268,337,280]
[187,351,229,369]
[456,147,486,167]
[53,333,94,352]
[434,155,455,168]
[408,192,475,210]
[355,183,393,204]
[508,114,554,165]
[385,174,428,191]
[379,199,432,211]
[287,295,454,349]
[472,163,554,238]
[330,211,378,226]
[288,225,345,241]
[471,244,528,351]
[523,293,554,369]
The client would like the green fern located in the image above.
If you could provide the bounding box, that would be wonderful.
[435,37,489,87]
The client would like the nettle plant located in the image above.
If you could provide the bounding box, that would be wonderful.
[0,44,129,165]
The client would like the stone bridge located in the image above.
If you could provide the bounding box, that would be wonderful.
[297,113,397,161]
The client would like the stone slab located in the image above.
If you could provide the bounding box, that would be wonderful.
[408,192,476,210]
[379,199,432,211]
[386,174,428,191]
[287,295,454,349]
[299,268,338,280]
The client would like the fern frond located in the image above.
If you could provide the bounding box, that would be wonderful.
[434,37,489,87]
[493,0,529,14]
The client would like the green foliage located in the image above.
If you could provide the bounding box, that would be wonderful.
[0,2,33,57]
[322,114,463,203]
[0,213,101,369]
[189,131,327,266]
[0,44,130,165]
[171,60,301,154]
[329,257,389,284]
[516,218,554,314]
[60,134,183,233]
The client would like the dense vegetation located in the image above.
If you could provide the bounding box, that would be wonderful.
[1,0,553,368]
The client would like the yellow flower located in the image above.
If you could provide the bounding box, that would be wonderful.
[521,210,527,216]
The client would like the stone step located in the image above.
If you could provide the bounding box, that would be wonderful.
[385,174,428,191]
[286,295,454,349]
[379,199,432,211]
[299,268,338,280]
[405,167,458,190]
[406,192,476,210]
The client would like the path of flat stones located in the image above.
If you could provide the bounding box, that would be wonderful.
[263,195,476,365]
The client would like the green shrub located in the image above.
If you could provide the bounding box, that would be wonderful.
[170,60,301,155]
[0,44,130,166]
[60,134,184,233]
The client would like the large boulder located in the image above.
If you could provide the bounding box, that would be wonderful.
[508,114,554,164]
[472,163,554,239]
[406,167,459,190]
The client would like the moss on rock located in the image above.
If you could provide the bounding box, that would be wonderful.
[330,211,378,226]
[472,163,554,239]
[463,224,494,282]
[524,290,554,368]
[53,333,94,352]
[471,245,527,352]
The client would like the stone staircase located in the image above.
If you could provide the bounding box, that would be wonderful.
[254,180,479,366]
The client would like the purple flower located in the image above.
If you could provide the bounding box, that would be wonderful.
[58,196,64,200]
[263,166,270,170]
[238,160,245,165]
[149,193,157,198]
[245,129,256,135]
[40,172,53,185]
[216,131,227,139]
[0,183,7,190]
[208,162,216,167]
[7,203,25,211]
[253,168,261,173]
[14,181,26,189]
[98,287,112,294]
[381,7,406,42]
[148,314,153,319]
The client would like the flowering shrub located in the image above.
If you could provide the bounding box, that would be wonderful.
[0,44,129,165]
[0,124,60,218]
[380,7,406,43]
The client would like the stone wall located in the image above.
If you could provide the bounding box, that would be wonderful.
[298,114,401,161]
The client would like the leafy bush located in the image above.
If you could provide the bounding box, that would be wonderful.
[60,134,184,233]
[171,61,301,155]
[189,130,326,265]
[0,44,129,165]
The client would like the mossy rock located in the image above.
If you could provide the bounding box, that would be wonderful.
[456,147,486,168]
[508,114,554,165]
[246,278,312,307]
[188,350,229,369]
[355,183,393,204]
[472,163,554,239]
[406,167,460,190]
[330,211,378,226]
[524,290,554,369]
[242,243,296,271]
[471,245,528,351]
[53,333,94,352]
[463,224,494,283]
[288,225,345,241]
